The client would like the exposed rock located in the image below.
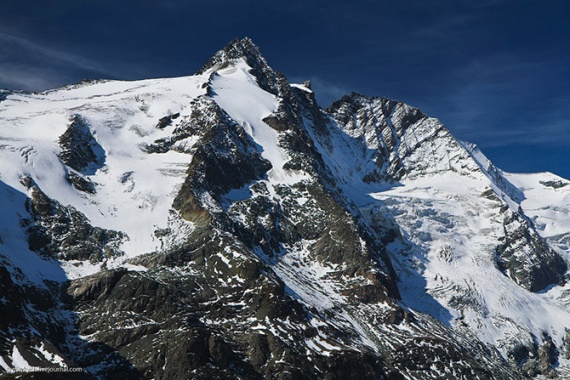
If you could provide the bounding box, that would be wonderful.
[540,179,568,189]
[25,185,123,262]
[156,113,180,129]
[58,115,105,174]
[196,37,281,96]
[66,171,96,194]
[172,97,271,225]
[0,89,12,102]
[496,211,567,292]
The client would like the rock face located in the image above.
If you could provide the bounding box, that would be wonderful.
[23,180,124,263]
[0,38,570,379]
[59,115,105,174]
[196,37,281,96]
[496,211,566,292]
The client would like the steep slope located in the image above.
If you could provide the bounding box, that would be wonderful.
[0,37,569,379]
[298,92,570,377]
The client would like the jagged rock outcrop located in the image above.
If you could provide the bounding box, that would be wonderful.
[196,37,281,96]
[0,90,12,102]
[496,211,567,292]
[21,178,123,263]
[59,115,105,174]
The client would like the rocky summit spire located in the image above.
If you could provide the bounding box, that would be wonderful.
[196,37,281,95]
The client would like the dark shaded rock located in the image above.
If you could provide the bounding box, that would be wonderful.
[25,185,123,262]
[196,37,280,96]
[315,351,388,380]
[495,211,567,292]
[58,115,105,174]
[0,265,31,332]
[537,336,558,377]
[157,116,172,129]
[67,268,127,302]
[142,137,172,154]
[172,98,271,225]
[0,89,12,102]
[0,258,143,379]
[19,175,35,189]
[540,179,568,189]
[507,335,559,378]
[262,114,292,131]
[156,113,180,129]
[66,171,96,194]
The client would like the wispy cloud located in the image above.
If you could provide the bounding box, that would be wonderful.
[433,51,570,147]
[0,32,109,74]
[0,32,113,91]
[303,76,352,107]
[0,66,65,90]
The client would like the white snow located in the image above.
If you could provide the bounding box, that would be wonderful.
[290,83,313,93]
[34,343,67,367]
[211,59,309,185]
[0,356,10,372]
[0,182,68,285]
[0,74,209,282]
[369,169,570,357]
[10,345,31,369]
[504,171,570,239]
[263,242,344,310]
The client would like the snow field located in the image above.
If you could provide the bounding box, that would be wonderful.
[0,74,208,280]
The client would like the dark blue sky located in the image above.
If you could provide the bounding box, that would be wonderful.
[1,1,569,178]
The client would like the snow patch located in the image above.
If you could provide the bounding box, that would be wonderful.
[212,59,309,185]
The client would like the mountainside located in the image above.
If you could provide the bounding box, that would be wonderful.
[1,37,570,379]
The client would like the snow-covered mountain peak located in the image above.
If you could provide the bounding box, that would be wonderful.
[196,37,264,73]
[309,91,483,187]
[1,38,570,378]
[196,37,282,96]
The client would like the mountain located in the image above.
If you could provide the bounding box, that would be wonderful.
[1,37,570,379]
